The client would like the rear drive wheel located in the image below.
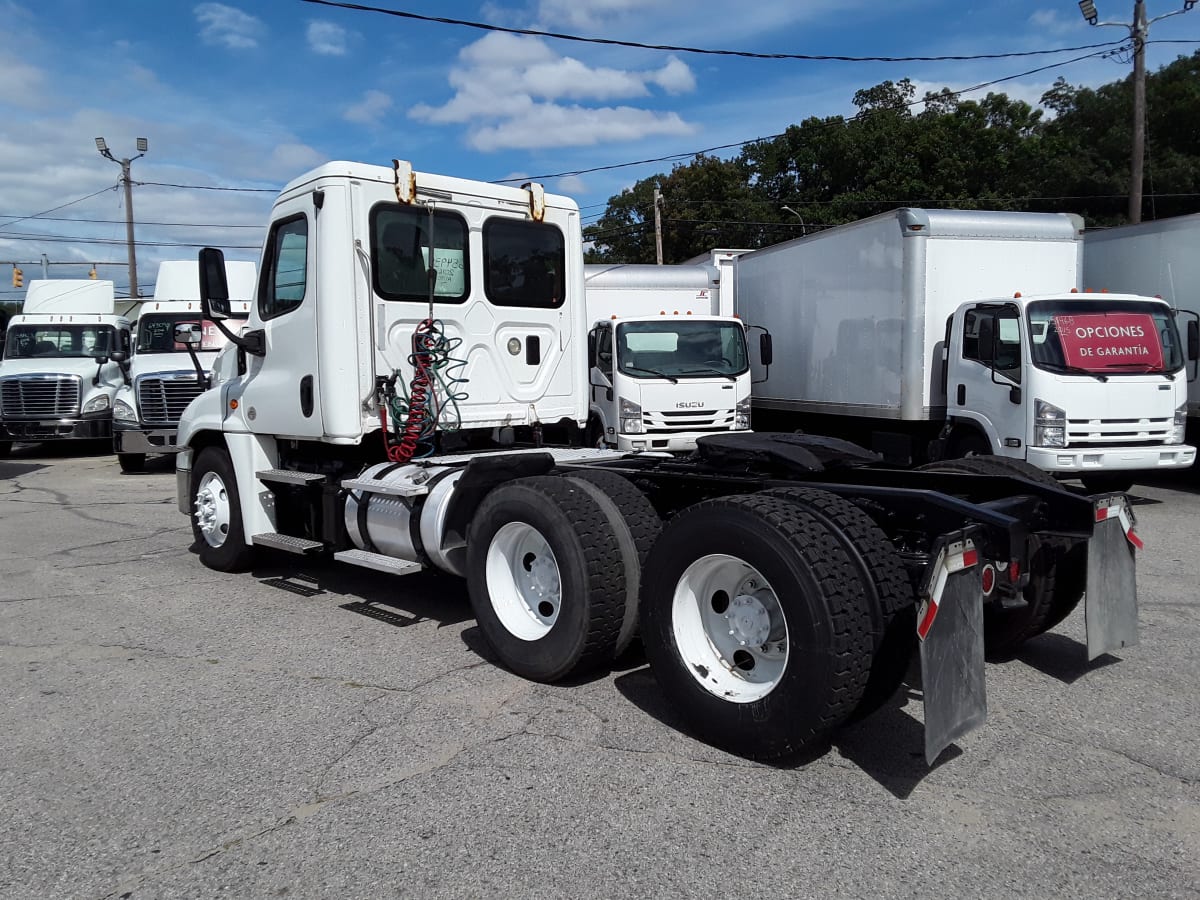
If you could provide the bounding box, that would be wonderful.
[466,476,626,682]
[117,453,146,473]
[765,487,915,719]
[191,446,255,572]
[639,494,874,760]
[562,468,661,656]
[918,456,1086,656]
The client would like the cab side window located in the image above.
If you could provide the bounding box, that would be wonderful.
[483,218,565,309]
[595,324,614,380]
[260,216,308,320]
[963,306,1022,383]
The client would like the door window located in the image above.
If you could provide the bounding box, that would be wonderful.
[483,218,565,309]
[372,205,469,302]
[596,324,614,380]
[963,306,1022,383]
[260,216,308,320]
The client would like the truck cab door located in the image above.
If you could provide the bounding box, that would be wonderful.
[231,206,324,438]
[948,304,1025,455]
[589,323,615,424]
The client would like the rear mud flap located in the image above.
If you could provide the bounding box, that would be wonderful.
[1085,496,1139,661]
[916,537,987,766]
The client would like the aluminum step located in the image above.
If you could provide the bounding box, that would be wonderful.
[256,468,328,485]
[341,478,429,498]
[334,549,423,576]
[251,532,325,554]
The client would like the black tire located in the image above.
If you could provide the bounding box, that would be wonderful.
[948,429,992,458]
[117,453,146,473]
[190,446,256,573]
[639,494,874,760]
[765,487,915,719]
[465,476,626,683]
[562,468,662,656]
[0,441,10,459]
[918,456,1086,656]
[1080,473,1136,494]
[584,416,608,449]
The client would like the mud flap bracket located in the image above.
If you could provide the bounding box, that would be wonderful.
[1085,495,1139,661]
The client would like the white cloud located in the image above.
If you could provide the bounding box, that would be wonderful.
[534,0,668,31]
[0,51,46,108]
[194,3,266,51]
[270,143,326,172]
[1028,9,1079,35]
[307,20,348,56]
[344,89,393,126]
[411,32,697,151]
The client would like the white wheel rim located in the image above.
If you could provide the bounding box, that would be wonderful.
[672,553,789,702]
[485,521,562,641]
[194,470,232,549]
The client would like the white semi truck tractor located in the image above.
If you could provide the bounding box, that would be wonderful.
[174,159,1142,764]
[0,280,131,457]
[735,208,1196,493]
[1082,212,1200,449]
[112,259,256,472]
[583,263,752,451]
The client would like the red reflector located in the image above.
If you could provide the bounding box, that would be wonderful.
[1009,560,1021,582]
[981,564,996,595]
[1127,529,1144,550]
[917,600,939,640]
[962,549,978,568]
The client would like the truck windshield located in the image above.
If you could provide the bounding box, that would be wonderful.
[616,320,748,379]
[135,314,247,354]
[4,324,117,360]
[1027,300,1184,375]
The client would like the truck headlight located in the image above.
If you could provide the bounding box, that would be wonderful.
[1034,398,1066,448]
[734,398,751,430]
[83,395,111,414]
[1168,403,1187,445]
[620,397,643,434]
[112,399,138,423]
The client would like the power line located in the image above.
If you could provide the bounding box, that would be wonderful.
[300,0,1129,63]
[0,233,262,249]
[505,44,1126,184]
[0,186,118,233]
[139,181,279,193]
[0,214,265,228]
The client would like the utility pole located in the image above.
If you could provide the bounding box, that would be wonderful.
[653,186,664,265]
[1077,0,1195,223]
[94,136,149,297]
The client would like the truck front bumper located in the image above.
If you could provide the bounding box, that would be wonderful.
[617,428,750,453]
[0,414,112,442]
[113,423,182,456]
[1027,443,1196,473]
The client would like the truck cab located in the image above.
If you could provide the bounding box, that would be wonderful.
[945,291,1196,489]
[0,280,131,456]
[112,260,256,472]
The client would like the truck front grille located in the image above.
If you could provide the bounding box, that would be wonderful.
[1066,417,1172,447]
[137,374,206,426]
[0,375,82,418]
[643,408,736,434]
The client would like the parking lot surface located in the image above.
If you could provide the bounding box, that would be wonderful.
[1,443,1198,899]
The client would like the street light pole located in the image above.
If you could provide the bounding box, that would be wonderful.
[94,136,148,297]
[1077,0,1195,223]
[781,205,807,236]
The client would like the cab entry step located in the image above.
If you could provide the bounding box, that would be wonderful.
[334,549,423,576]
[252,533,325,554]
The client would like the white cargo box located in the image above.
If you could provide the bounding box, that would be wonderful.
[150,259,258,303]
[584,264,721,321]
[736,209,1083,420]
[22,280,116,315]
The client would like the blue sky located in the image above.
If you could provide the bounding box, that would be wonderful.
[1,0,1197,298]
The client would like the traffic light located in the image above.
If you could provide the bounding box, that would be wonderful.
[11,266,22,289]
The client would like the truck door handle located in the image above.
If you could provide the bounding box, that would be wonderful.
[300,375,314,417]
[525,335,541,365]
[956,384,966,405]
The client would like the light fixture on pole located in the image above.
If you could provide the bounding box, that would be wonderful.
[781,205,807,236]
[95,136,149,298]
[1076,1,1196,223]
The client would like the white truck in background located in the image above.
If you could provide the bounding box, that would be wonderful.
[1083,213,1200,446]
[171,159,1143,765]
[0,280,131,457]
[112,260,256,472]
[584,263,751,451]
[736,208,1196,492]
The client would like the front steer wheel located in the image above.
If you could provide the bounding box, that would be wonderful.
[117,453,146,473]
[465,476,627,683]
[639,494,874,761]
[190,446,255,573]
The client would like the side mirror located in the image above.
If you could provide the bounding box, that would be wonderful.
[174,323,203,347]
[199,247,231,319]
[109,349,128,364]
[89,349,109,364]
[1189,320,1199,362]
[587,329,598,368]
[977,316,997,364]
[759,332,774,367]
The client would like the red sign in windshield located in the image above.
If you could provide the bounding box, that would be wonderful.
[1052,313,1163,370]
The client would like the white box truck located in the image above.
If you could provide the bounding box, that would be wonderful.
[736,208,1197,492]
[583,263,751,451]
[170,159,1141,764]
[112,259,256,472]
[0,280,131,456]
[1082,213,1200,444]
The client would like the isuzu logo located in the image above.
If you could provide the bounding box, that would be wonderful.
[676,401,704,408]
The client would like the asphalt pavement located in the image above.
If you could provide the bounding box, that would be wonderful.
[1,442,1197,899]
